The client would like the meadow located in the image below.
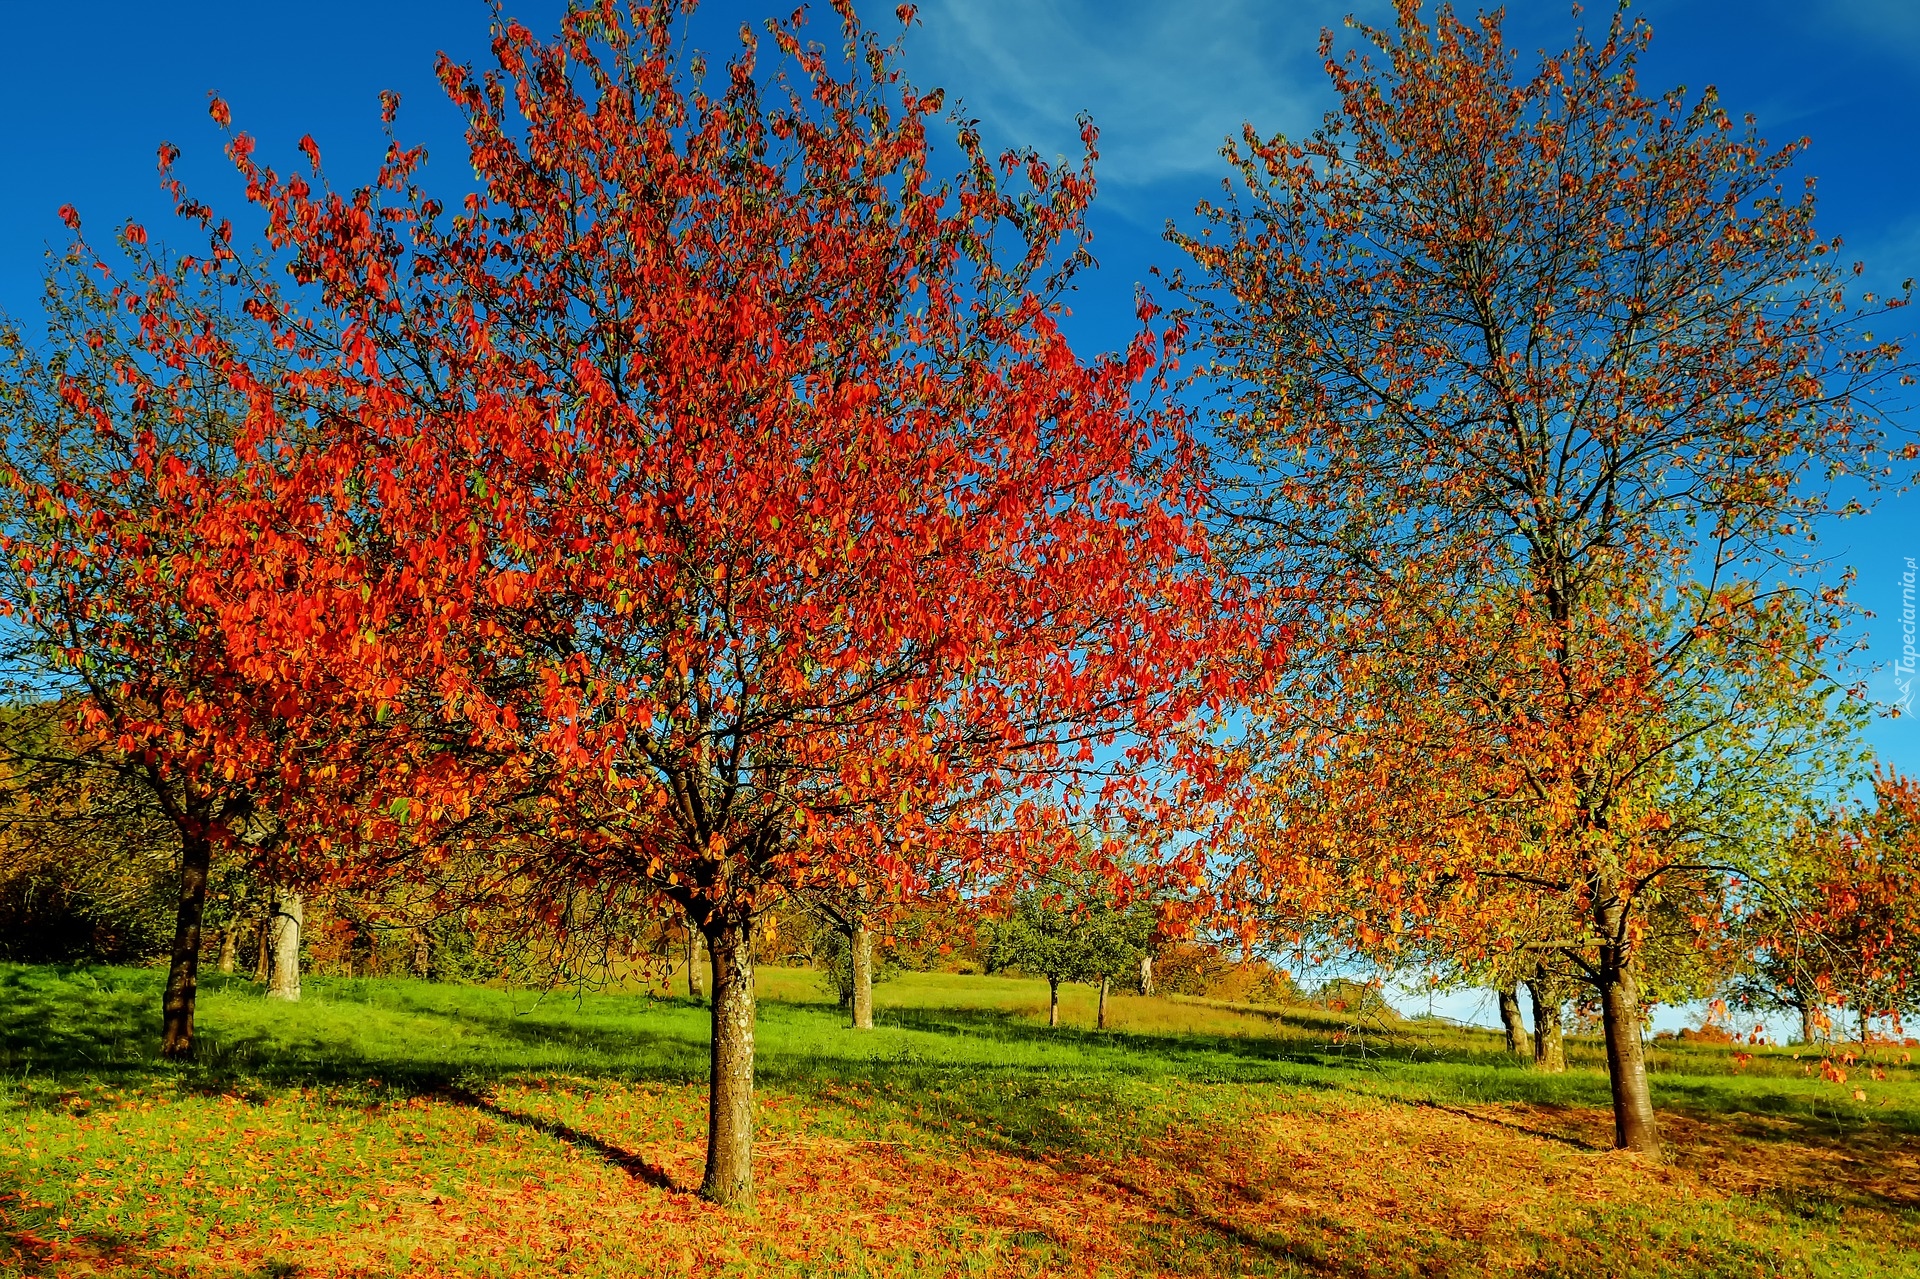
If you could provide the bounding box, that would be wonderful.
[1,963,1916,1277]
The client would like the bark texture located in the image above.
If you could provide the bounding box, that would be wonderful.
[686,923,705,1002]
[701,918,757,1207]
[1097,975,1110,1030]
[159,824,214,1059]
[1497,983,1525,1054]
[1139,952,1154,997]
[1528,969,1565,1073]
[850,920,874,1030]
[216,927,237,975]
[1799,1001,1818,1046]
[1596,912,1661,1155]
[266,889,303,1002]
[1048,977,1060,1027]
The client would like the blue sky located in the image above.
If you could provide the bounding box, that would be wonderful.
[3,0,1910,1034]
[1,0,1915,792]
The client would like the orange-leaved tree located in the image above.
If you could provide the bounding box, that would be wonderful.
[213,1,1263,1204]
[0,215,436,1056]
[1815,771,1920,1036]
[1735,770,1920,1044]
[1175,2,1906,1155]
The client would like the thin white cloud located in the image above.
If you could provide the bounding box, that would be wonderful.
[1826,0,1920,54]
[898,0,1378,189]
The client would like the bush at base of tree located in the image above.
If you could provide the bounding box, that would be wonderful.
[1308,977,1401,1022]
[1151,943,1300,1004]
[0,851,174,964]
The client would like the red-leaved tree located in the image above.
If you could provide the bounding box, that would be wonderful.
[0,215,436,1056]
[202,0,1261,1204]
[1736,770,1920,1044]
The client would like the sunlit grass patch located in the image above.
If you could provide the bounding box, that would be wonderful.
[2,963,1917,1277]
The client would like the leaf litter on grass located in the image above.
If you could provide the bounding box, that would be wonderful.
[5,965,1920,1277]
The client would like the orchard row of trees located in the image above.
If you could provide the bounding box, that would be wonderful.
[0,0,1915,1202]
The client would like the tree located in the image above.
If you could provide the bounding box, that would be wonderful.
[1527,963,1568,1073]
[1439,952,1569,1068]
[986,873,1150,1028]
[1443,892,1723,1072]
[684,918,706,1002]
[210,2,1257,1205]
[1813,772,1920,1041]
[0,239,415,1057]
[1733,773,1920,1044]
[0,715,179,963]
[1496,982,1524,1055]
[808,908,902,1017]
[1178,1,1904,1155]
[798,880,891,1030]
[264,886,304,1001]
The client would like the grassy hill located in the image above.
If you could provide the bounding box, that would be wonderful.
[2,963,1915,1277]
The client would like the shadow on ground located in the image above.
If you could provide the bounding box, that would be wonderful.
[3,962,1915,1224]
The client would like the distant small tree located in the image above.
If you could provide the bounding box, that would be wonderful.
[985,874,1149,1028]
[813,920,901,1013]
[1439,897,1726,1070]
[1733,775,1920,1045]
[1526,962,1570,1073]
[790,870,906,1031]
[1310,976,1399,1020]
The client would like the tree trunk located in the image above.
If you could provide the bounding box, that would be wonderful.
[1497,983,1524,1054]
[686,922,705,1002]
[1798,1000,1817,1046]
[266,889,303,1002]
[412,928,431,980]
[1139,952,1154,997]
[216,926,237,975]
[159,823,214,1059]
[1048,976,1060,1027]
[253,916,270,983]
[850,919,874,1031]
[1098,975,1110,1030]
[701,917,756,1207]
[1597,949,1661,1156]
[1529,970,1565,1073]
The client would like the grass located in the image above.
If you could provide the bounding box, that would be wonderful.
[2,962,1917,1277]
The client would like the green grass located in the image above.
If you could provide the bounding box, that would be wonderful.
[3,963,1917,1277]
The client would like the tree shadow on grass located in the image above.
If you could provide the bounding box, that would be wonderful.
[435,1083,678,1192]
[0,1183,306,1279]
[1654,1075,1920,1139]
[7,963,1917,1225]
[868,1003,1336,1074]
[0,964,163,1080]
[1657,1104,1920,1215]
[0,964,714,1110]
[1420,1096,1920,1217]
[1412,1098,1605,1151]
[407,1000,708,1083]
[0,1174,194,1279]
[869,1000,1564,1086]
[1093,1164,1363,1279]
